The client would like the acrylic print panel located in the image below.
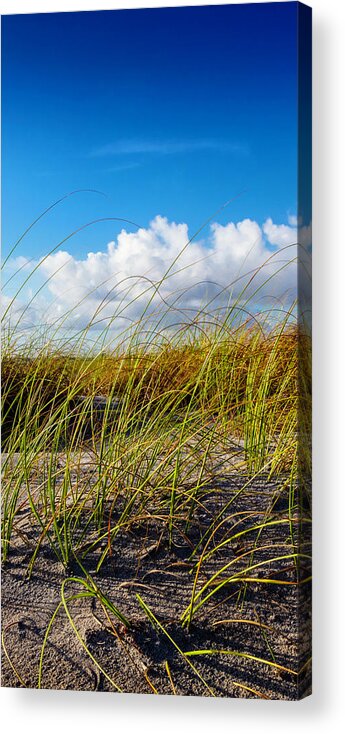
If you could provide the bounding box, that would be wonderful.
[1,2,312,699]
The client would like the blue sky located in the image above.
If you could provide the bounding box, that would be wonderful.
[2,2,299,261]
[2,2,311,338]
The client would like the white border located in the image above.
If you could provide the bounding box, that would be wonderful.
[1,0,345,731]
[0,0,313,13]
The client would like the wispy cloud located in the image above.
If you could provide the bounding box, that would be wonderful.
[103,162,142,173]
[90,138,249,158]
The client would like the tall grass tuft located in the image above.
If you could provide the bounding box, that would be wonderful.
[1,203,311,694]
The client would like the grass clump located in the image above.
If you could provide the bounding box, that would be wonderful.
[1,203,311,696]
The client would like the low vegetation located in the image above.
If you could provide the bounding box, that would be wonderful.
[1,207,312,696]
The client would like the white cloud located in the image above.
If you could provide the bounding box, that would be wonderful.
[209,219,265,270]
[1,291,50,333]
[263,217,297,247]
[263,216,312,251]
[5,255,33,272]
[299,223,312,249]
[3,215,303,341]
[91,138,249,157]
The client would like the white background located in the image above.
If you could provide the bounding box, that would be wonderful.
[1,0,344,731]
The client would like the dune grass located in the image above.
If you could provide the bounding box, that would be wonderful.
[1,203,311,695]
[1,317,306,561]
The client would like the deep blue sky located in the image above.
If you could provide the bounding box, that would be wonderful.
[2,2,298,261]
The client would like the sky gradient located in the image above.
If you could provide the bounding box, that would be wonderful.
[1,2,311,340]
[2,3,298,260]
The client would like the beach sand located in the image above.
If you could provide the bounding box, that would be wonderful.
[1,453,311,698]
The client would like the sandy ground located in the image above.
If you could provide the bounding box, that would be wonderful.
[1,460,311,699]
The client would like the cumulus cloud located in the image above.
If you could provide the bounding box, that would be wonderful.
[262,218,297,247]
[4,255,33,272]
[1,291,50,334]
[4,214,307,341]
[299,223,312,249]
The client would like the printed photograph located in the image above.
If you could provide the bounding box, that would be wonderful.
[1,2,312,699]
